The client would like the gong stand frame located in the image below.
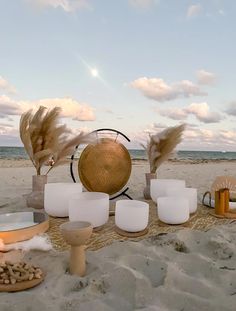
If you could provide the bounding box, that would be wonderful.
[70,128,133,200]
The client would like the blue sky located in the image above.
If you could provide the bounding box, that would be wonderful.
[0,0,236,150]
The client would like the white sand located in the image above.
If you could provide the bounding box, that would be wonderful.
[0,159,236,310]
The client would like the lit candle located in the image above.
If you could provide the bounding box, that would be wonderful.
[224,188,230,213]
[215,189,225,215]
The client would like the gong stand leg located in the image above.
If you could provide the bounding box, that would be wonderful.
[110,187,133,200]
[70,154,76,183]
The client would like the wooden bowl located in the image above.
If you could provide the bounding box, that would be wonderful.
[0,272,45,292]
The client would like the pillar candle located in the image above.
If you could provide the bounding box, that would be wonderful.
[215,190,221,215]
[224,188,230,213]
[219,189,225,215]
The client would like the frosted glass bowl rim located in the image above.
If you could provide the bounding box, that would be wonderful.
[151,179,186,185]
[45,182,82,188]
[116,200,149,209]
[157,196,189,204]
[71,192,109,201]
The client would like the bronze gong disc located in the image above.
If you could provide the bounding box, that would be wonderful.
[78,138,132,195]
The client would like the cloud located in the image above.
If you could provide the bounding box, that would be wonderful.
[0,77,16,94]
[187,4,202,18]
[26,0,91,12]
[131,77,207,102]
[130,122,236,151]
[196,69,216,85]
[129,0,158,9]
[158,102,222,123]
[0,122,14,128]
[0,123,20,146]
[0,95,21,118]
[159,107,188,120]
[225,102,236,116]
[182,128,236,150]
[35,98,95,121]
[218,9,225,16]
[185,102,222,123]
[0,96,95,121]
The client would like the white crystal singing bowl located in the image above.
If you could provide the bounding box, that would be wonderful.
[115,200,149,232]
[166,187,198,214]
[69,192,109,228]
[157,196,189,225]
[150,179,186,203]
[44,183,82,217]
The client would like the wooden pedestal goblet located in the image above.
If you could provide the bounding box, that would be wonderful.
[60,221,92,277]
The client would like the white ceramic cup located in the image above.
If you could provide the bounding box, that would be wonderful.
[69,192,109,228]
[44,183,82,217]
[157,196,189,224]
[166,187,198,214]
[115,200,149,232]
[150,179,186,203]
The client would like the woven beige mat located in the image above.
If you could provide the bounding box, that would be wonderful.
[48,201,235,252]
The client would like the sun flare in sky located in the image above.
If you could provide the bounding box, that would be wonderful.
[90,68,99,77]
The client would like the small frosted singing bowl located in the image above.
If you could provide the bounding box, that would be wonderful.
[150,179,186,203]
[157,197,189,225]
[69,192,109,228]
[115,200,149,232]
[44,183,82,217]
[166,187,198,214]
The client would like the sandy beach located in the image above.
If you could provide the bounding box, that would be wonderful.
[0,159,236,310]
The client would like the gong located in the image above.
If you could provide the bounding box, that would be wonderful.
[78,138,132,195]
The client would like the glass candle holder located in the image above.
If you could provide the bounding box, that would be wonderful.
[166,187,198,214]
[115,200,149,232]
[44,183,82,217]
[150,179,186,203]
[157,197,189,224]
[69,192,109,228]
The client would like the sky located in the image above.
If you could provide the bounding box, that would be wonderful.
[0,0,236,150]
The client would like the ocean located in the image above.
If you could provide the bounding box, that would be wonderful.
[1,146,236,161]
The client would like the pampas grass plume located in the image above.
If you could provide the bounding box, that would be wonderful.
[144,124,185,173]
[19,106,93,175]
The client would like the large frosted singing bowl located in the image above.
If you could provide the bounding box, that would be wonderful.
[115,200,149,232]
[69,192,109,228]
[150,179,186,203]
[44,183,82,217]
[157,197,189,224]
[166,187,198,214]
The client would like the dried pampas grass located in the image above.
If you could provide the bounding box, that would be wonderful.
[143,124,185,173]
[19,106,93,175]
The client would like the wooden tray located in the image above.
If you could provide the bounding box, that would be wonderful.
[0,273,45,292]
[0,212,49,244]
